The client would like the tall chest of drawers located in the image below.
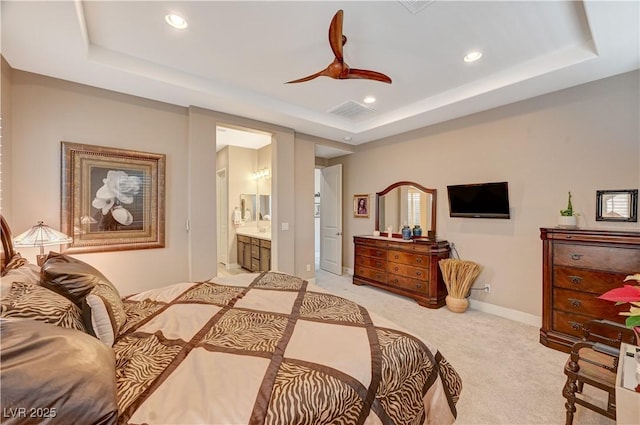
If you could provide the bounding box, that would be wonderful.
[353,236,450,308]
[540,227,640,352]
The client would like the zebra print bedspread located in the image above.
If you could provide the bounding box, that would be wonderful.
[114,272,461,425]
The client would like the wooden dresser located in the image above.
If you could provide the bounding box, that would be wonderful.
[540,227,640,352]
[353,236,450,308]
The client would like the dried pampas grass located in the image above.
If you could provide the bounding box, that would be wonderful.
[439,259,482,298]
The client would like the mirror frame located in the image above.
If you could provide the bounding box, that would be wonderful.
[375,181,437,237]
[595,189,638,222]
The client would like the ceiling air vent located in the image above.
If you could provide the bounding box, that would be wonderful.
[328,100,374,120]
[398,0,436,15]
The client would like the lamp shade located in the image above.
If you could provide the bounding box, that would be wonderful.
[13,221,73,248]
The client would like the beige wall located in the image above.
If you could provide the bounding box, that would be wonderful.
[8,70,190,294]
[1,57,13,221]
[331,70,640,319]
[3,67,316,294]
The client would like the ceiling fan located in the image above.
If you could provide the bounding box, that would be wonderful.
[286,9,392,84]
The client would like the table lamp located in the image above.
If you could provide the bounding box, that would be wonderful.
[13,221,73,266]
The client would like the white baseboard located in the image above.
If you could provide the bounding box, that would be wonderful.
[307,277,316,285]
[469,299,541,327]
[343,267,354,275]
[226,263,241,270]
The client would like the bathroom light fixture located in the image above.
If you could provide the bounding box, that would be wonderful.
[252,168,271,180]
[463,51,482,63]
[363,96,376,104]
[165,13,188,29]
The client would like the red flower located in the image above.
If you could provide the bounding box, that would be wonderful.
[598,285,640,303]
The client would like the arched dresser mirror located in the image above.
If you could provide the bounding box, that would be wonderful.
[376,181,436,238]
[354,182,450,308]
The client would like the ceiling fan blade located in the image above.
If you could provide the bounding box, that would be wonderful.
[285,69,330,84]
[328,9,344,61]
[346,68,392,84]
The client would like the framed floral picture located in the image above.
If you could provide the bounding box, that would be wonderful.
[353,194,370,218]
[61,142,166,253]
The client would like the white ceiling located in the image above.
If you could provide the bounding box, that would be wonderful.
[2,1,639,158]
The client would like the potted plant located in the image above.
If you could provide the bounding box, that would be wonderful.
[559,191,578,228]
[598,273,640,344]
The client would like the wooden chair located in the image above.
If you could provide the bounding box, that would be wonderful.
[562,319,636,425]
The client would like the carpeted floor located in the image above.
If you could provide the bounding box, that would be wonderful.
[313,268,616,425]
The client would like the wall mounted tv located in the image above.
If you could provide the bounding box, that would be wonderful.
[447,182,511,219]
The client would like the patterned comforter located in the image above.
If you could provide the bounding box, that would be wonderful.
[114,272,462,425]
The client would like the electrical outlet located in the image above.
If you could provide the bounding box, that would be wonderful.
[306,264,311,272]
[484,284,491,293]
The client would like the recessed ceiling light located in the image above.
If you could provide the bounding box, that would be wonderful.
[363,96,376,104]
[464,51,482,63]
[343,136,352,142]
[165,14,188,29]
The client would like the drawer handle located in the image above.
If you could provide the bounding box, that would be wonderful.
[375,261,383,268]
[570,254,583,261]
[376,250,383,256]
[416,271,422,277]
[415,283,422,289]
[416,258,423,264]
[569,275,583,284]
[391,278,399,284]
[376,274,383,280]
[568,298,582,308]
[394,254,400,259]
[569,321,581,330]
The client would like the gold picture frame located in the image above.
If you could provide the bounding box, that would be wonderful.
[61,142,166,253]
[353,194,370,218]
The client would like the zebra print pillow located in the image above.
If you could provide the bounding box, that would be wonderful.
[0,282,86,331]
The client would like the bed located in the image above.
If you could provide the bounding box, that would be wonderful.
[0,215,462,425]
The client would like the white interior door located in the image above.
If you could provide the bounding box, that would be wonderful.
[320,164,342,275]
[216,169,228,266]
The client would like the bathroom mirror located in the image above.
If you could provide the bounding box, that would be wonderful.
[376,181,437,237]
[241,194,272,222]
[258,195,271,220]
[240,194,256,221]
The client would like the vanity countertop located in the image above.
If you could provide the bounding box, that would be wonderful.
[236,228,271,241]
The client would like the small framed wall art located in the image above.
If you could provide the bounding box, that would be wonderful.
[595,189,638,222]
[353,194,370,218]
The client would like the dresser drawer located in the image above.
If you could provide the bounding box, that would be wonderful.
[356,245,387,259]
[388,242,430,253]
[355,255,386,270]
[251,245,260,258]
[355,238,388,248]
[387,274,427,293]
[355,266,386,284]
[237,235,251,244]
[553,310,626,339]
[388,262,428,281]
[553,287,629,319]
[260,239,271,248]
[553,310,593,339]
[553,243,640,273]
[553,266,629,294]
[388,250,430,267]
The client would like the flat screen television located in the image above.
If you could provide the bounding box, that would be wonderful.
[447,182,511,219]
